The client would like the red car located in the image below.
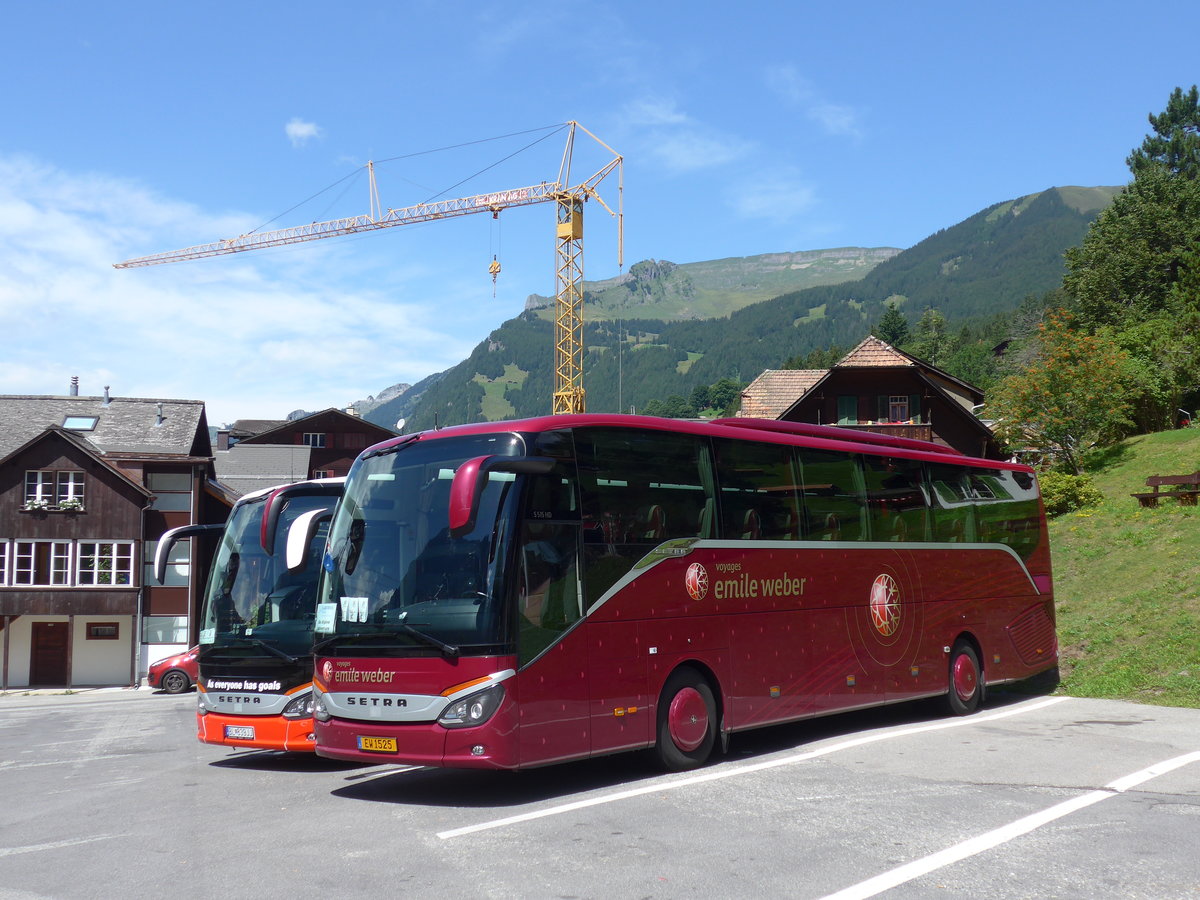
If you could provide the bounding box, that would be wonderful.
[147,646,199,694]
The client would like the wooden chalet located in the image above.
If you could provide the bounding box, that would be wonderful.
[739,336,1001,459]
[0,389,229,690]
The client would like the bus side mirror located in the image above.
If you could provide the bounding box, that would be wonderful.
[260,480,345,555]
[285,508,335,572]
[449,455,555,537]
[153,523,224,584]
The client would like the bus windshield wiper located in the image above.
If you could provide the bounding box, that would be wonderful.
[313,630,391,653]
[223,636,298,664]
[396,622,459,659]
[361,434,420,461]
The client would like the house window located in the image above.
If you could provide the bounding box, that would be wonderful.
[303,432,327,448]
[77,542,135,586]
[148,472,192,512]
[24,470,85,510]
[87,622,120,640]
[62,416,99,431]
[0,542,8,586]
[143,615,188,644]
[877,394,922,424]
[13,541,72,586]
[837,396,858,425]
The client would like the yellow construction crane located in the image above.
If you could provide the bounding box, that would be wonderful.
[115,122,623,415]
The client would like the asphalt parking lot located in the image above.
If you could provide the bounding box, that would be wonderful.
[0,686,1197,899]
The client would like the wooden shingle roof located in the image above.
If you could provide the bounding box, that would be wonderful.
[834,335,913,368]
[739,370,826,419]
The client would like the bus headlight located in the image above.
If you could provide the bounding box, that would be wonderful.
[437,684,505,729]
[281,691,314,719]
[197,694,207,715]
[313,690,331,723]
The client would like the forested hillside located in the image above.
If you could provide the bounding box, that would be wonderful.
[365,186,1117,432]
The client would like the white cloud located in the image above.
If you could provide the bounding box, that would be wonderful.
[285,118,324,148]
[730,168,818,224]
[764,65,863,138]
[622,97,752,175]
[0,154,479,425]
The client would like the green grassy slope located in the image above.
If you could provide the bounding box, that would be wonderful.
[1050,428,1200,708]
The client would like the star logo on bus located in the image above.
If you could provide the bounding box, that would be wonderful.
[869,573,901,637]
[685,563,709,602]
[321,661,334,683]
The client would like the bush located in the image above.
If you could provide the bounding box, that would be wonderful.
[1039,471,1104,517]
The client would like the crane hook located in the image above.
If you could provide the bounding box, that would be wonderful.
[489,255,501,298]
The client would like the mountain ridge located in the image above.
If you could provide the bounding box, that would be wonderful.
[362,185,1120,432]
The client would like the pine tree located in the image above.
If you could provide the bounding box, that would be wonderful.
[1127,85,1200,180]
[874,302,910,346]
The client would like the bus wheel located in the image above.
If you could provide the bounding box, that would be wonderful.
[656,668,716,771]
[947,642,982,715]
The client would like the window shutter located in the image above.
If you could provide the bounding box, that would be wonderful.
[837,396,857,425]
[910,394,921,422]
[877,395,889,421]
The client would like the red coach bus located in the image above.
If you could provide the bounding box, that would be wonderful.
[159,479,343,752]
[310,415,1055,771]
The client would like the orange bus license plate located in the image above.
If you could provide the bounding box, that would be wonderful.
[358,735,397,753]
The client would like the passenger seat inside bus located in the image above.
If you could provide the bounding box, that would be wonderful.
[638,504,666,542]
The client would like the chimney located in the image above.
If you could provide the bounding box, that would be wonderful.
[217,429,231,451]
[344,406,360,417]
[155,402,164,426]
[69,376,79,396]
[103,386,111,406]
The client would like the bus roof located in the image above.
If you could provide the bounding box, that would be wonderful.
[364,415,1030,473]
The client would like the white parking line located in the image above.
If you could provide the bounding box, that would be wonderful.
[820,749,1200,900]
[0,835,127,858]
[0,752,143,772]
[437,696,1072,840]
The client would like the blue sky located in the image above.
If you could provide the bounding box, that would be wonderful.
[1,1,1194,425]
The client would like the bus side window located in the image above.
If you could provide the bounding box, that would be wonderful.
[713,438,801,541]
[797,448,867,542]
[863,456,928,542]
[928,463,975,542]
[575,427,715,607]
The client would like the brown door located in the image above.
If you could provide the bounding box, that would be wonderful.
[30,622,69,686]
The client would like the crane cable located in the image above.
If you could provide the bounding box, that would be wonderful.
[489,211,502,297]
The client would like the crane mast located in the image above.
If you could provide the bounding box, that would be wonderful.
[114,122,623,415]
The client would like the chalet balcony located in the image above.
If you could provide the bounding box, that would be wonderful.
[839,422,934,442]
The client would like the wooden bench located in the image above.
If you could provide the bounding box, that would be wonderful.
[1131,472,1200,507]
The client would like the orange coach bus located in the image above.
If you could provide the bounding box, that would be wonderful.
[158,478,343,751]
[308,415,1055,771]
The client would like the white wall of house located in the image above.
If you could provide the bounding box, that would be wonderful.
[71,616,134,685]
[0,616,35,688]
[0,615,135,688]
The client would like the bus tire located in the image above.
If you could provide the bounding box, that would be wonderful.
[655,668,716,771]
[946,641,982,715]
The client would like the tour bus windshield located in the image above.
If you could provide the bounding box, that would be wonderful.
[200,492,334,658]
[315,433,525,654]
